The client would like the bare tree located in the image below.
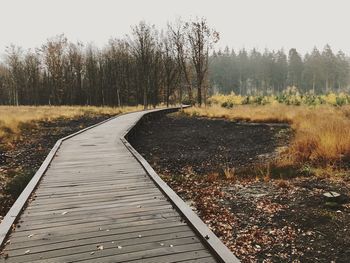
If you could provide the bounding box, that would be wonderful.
[84,44,100,105]
[0,63,10,104]
[162,29,179,107]
[186,17,219,106]
[169,20,193,104]
[23,49,41,105]
[5,45,24,105]
[65,42,85,104]
[41,34,68,105]
[130,21,157,109]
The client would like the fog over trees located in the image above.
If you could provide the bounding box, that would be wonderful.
[0,18,349,107]
[210,45,350,95]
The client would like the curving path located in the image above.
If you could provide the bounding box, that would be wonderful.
[0,108,239,263]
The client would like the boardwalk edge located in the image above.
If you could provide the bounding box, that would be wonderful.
[121,107,241,263]
[0,112,126,249]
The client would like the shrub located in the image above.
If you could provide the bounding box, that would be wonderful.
[5,170,34,197]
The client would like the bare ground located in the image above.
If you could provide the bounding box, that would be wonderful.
[130,113,350,263]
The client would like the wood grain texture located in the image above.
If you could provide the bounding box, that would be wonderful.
[0,108,240,263]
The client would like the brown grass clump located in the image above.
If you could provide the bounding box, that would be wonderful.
[184,104,350,169]
[0,105,142,140]
[185,104,295,123]
[223,166,236,181]
[290,107,350,166]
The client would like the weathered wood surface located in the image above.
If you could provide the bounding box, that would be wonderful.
[0,108,239,263]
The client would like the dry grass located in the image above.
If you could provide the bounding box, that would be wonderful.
[0,105,143,140]
[185,104,296,123]
[184,104,350,169]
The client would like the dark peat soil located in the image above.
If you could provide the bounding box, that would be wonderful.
[130,113,350,263]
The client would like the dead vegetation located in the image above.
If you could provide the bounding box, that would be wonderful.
[184,105,350,175]
[131,113,350,262]
[0,106,142,141]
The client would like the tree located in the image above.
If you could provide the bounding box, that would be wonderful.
[288,48,303,89]
[186,17,219,106]
[130,21,157,109]
[274,49,288,94]
[237,49,249,95]
[168,19,193,104]
[84,44,101,105]
[23,49,41,104]
[304,47,322,94]
[0,63,9,104]
[65,42,85,104]
[335,51,350,92]
[162,30,179,106]
[41,34,68,105]
[249,48,263,94]
[1,19,350,106]
[5,45,24,105]
[321,44,336,93]
[261,49,275,94]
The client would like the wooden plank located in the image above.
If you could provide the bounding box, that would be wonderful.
[32,183,157,197]
[0,113,124,247]
[33,186,160,198]
[28,191,163,208]
[6,235,200,262]
[21,200,171,220]
[32,184,160,198]
[17,211,179,232]
[7,230,196,258]
[18,204,173,225]
[28,243,206,263]
[39,176,150,186]
[9,220,186,244]
[127,252,216,263]
[10,214,181,238]
[10,216,182,242]
[6,225,192,251]
[0,107,239,263]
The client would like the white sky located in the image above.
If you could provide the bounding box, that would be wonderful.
[1,0,350,55]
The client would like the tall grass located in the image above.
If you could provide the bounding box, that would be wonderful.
[185,104,350,169]
[0,105,142,140]
[208,92,350,107]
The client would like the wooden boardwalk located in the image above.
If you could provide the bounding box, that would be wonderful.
[0,108,239,263]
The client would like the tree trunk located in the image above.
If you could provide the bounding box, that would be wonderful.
[197,84,202,106]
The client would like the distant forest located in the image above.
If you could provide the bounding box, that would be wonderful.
[0,18,349,107]
[210,45,350,95]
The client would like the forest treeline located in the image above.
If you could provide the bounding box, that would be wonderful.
[0,17,349,107]
[0,18,218,107]
[210,45,350,95]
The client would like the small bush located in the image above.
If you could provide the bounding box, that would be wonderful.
[208,91,350,107]
[182,97,196,106]
[5,170,34,197]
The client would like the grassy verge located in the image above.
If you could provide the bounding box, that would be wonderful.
[0,105,143,141]
[184,104,350,177]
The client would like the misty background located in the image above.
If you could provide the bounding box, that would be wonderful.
[0,0,349,106]
[1,0,350,54]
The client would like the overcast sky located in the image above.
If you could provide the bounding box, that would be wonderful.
[1,0,350,55]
